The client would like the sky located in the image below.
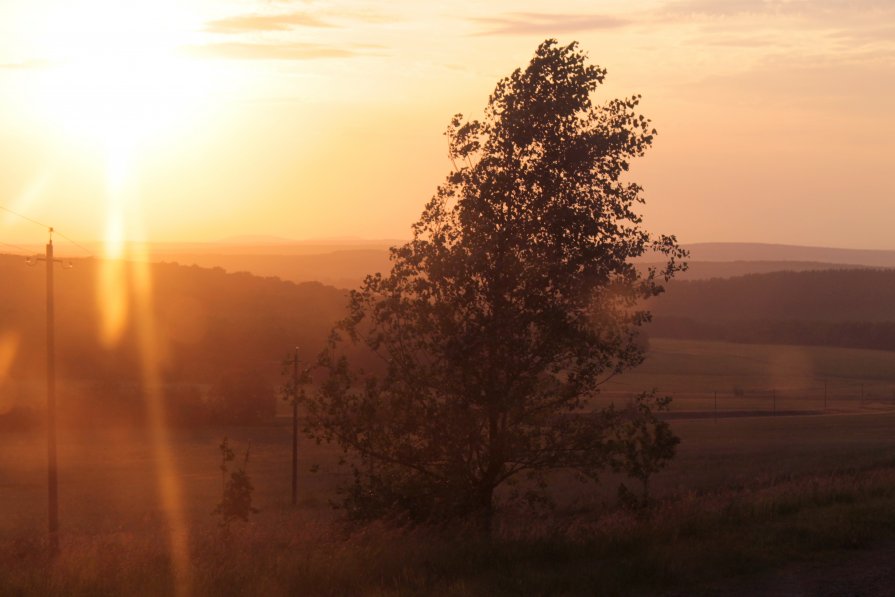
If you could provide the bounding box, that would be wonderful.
[0,0,893,253]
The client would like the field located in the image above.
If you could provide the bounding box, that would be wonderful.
[601,338,895,412]
[4,339,895,595]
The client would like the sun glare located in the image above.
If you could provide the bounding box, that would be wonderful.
[25,1,213,221]
[14,3,203,588]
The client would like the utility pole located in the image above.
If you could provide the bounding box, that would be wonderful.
[28,228,70,555]
[46,233,58,555]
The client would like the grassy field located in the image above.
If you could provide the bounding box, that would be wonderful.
[4,339,895,594]
[599,338,895,412]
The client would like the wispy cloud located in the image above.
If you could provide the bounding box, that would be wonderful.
[661,0,895,18]
[661,0,783,18]
[185,42,356,61]
[205,11,334,34]
[657,0,895,64]
[472,13,631,36]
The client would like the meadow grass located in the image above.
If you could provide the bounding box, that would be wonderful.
[607,338,895,394]
[4,462,895,596]
[5,339,895,594]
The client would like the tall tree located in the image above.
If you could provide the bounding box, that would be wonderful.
[307,40,686,529]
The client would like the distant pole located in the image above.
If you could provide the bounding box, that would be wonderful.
[860,383,864,408]
[824,381,827,411]
[291,347,299,507]
[714,391,717,422]
[773,389,776,415]
[46,234,58,555]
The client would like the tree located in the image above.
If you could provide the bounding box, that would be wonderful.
[212,437,258,533]
[306,40,686,530]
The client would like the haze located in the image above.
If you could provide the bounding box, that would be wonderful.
[1,0,893,251]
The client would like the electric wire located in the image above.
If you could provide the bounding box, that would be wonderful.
[0,204,50,230]
[1,204,95,258]
[0,240,31,255]
[54,230,94,258]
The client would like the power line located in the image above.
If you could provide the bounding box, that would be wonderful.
[54,230,94,258]
[0,204,94,258]
[0,204,51,230]
[0,240,31,255]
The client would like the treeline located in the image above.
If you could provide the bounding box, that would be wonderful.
[0,255,354,427]
[0,255,349,382]
[649,269,895,350]
[650,318,895,352]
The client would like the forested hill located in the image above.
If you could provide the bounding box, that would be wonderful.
[0,254,349,383]
[649,269,895,350]
[6,255,895,387]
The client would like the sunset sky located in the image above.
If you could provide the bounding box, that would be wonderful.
[0,0,892,252]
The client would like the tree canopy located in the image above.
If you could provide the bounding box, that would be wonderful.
[307,40,686,528]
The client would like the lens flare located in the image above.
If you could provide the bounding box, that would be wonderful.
[0,332,20,415]
[95,150,191,597]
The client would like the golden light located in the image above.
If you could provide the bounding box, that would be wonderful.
[0,332,20,415]
[23,0,217,205]
[16,2,208,587]
[14,0,222,286]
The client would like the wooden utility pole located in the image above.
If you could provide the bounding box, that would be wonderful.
[46,234,58,555]
[29,229,68,555]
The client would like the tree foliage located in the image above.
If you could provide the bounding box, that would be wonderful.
[213,437,258,533]
[306,40,686,528]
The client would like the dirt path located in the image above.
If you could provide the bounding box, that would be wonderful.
[694,541,895,596]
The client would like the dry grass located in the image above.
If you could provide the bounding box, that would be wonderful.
[3,415,895,595]
[4,463,895,596]
[5,339,895,594]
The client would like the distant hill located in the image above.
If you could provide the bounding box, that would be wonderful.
[649,269,895,351]
[155,249,392,290]
[643,260,878,281]
[141,241,895,288]
[653,269,895,323]
[0,254,349,385]
[678,243,895,268]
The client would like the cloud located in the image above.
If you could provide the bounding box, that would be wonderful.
[658,0,895,62]
[472,13,631,36]
[661,0,895,18]
[661,0,782,17]
[186,42,356,61]
[205,11,333,34]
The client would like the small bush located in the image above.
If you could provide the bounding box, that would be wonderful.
[212,437,258,533]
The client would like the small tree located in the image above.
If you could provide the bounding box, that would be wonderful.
[213,437,258,533]
[612,393,678,511]
[306,40,685,530]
